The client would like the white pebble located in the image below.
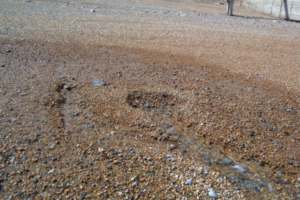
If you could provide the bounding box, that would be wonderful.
[185,178,193,185]
[232,164,247,173]
[208,188,218,198]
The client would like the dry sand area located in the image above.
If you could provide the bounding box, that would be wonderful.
[0,0,300,199]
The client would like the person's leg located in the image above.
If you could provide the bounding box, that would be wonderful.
[228,0,234,16]
[283,0,290,20]
[227,0,231,15]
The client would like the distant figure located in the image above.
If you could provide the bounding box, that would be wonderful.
[283,0,290,20]
[227,0,235,16]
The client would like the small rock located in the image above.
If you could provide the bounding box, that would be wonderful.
[9,156,15,163]
[275,170,283,178]
[232,164,247,173]
[217,157,233,166]
[48,143,56,149]
[130,176,138,182]
[165,154,176,162]
[117,191,123,196]
[144,102,151,108]
[82,123,95,129]
[63,83,76,91]
[80,192,87,200]
[208,188,217,199]
[288,159,299,167]
[32,176,40,184]
[168,144,177,151]
[71,111,80,117]
[132,181,139,187]
[20,92,28,96]
[90,9,96,13]
[201,166,209,175]
[267,183,273,192]
[164,126,180,142]
[185,178,193,185]
[48,169,55,174]
[0,64,5,68]
[92,79,107,87]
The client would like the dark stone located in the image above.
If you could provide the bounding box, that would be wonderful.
[126,91,175,110]
[80,192,87,200]
[259,160,267,167]
[249,131,256,137]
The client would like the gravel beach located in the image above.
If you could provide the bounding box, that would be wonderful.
[0,0,299,199]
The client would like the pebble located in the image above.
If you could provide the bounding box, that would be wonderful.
[92,79,107,87]
[185,178,193,185]
[165,154,176,162]
[63,83,76,91]
[80,192,87,200]
[117,191,123,196]
[232,164,247,173]
[168,144,177,151]
[208,187,217,199]
[0,64,5,68]
[9,156,15,163]
[90,9,96,13]
[48,143,56,149]
[82,123,95,129]
[130,176,138,182]
[71,111,80,118]
[48,169,55,174]
[202,166,209,175]
[132,181,139,187]
[267,183,273,192]
[217,157,233,166]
